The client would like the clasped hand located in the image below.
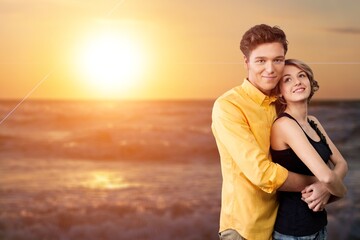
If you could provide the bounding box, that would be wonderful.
[301,181,331,212]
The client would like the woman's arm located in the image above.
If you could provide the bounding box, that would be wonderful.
[271,117,347,197]
[309,116,348,180]
[301,116,349,208]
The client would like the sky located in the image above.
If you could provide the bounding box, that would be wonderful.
[0,0,359,100]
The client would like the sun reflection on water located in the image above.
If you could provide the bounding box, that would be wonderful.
[83,171,129,190]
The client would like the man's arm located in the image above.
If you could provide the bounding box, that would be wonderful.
[277,172,317,192]
[212,98,314,193]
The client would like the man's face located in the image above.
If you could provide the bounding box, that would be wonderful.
[244,42,285,95]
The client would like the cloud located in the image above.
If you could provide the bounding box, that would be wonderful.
[326,27,360,35]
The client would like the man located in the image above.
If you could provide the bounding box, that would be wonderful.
[212,24,327,240]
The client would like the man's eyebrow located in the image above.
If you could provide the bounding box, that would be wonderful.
[254,56,285,59]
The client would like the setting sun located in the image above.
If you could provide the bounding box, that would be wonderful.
[76,31,145,95]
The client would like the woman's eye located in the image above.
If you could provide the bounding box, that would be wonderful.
[299,73,306,78]
[283,78,291,82]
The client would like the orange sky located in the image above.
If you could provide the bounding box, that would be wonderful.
[0,0,359,100]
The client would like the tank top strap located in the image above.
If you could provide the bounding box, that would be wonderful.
[275,112,310,137]
[275,112,303,128]
[275,112,333,155]
[308,118,333,154]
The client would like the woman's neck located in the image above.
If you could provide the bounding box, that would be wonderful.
[284,101,308,125]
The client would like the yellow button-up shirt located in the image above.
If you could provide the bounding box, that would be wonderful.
[212,79,288,240]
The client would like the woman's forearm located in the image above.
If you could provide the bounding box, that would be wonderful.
[322,171,347,197]
[332,161,348,180]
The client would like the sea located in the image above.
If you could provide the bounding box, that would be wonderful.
[0,100,359,240]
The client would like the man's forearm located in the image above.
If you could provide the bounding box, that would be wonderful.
[278,171,317,192]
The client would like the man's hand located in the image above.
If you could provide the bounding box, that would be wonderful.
[301,182,331,212]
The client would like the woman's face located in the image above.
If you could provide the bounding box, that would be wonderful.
[279,65,311,103]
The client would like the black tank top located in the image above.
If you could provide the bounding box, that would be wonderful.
[270,112,332,236]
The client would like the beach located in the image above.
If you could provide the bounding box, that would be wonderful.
[0,100,359,240]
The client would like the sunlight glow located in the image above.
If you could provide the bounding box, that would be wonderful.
[85,171,129,190]
[77,31,145,95]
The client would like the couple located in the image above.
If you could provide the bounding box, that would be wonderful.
[211,24,348,240]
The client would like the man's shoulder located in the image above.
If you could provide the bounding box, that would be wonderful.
[212,85,247,118]
[215,85,244,105]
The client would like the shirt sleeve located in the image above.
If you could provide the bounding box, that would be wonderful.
[212,98,288,193]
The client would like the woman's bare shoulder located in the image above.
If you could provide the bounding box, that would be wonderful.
[308,115,319,122]
[272,115,300,134]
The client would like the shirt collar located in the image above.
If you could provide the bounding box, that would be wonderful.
[241,79,277,106]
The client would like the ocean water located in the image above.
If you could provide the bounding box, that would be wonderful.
[0,100,359,240]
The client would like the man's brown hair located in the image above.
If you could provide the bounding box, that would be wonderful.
[240,24,288,58]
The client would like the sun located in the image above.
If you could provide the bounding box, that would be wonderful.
[77,32,145,95]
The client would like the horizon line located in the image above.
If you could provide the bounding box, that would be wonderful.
[0,98,359,102]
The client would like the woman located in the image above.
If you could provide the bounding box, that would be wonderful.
[270,59,348,239]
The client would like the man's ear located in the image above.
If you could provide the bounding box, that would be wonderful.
[243,55,249,70]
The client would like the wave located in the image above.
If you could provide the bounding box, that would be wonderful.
[0,100,358,162]
[0,201,220,240]
[0,130,219,162]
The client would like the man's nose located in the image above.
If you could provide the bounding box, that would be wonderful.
[265,62,274,73]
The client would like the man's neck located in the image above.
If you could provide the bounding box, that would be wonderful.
[245,78,272,96]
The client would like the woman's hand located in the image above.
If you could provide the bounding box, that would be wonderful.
[301,181,331,212]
